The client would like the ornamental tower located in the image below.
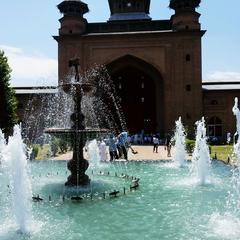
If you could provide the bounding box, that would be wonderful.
[169,0,201,31]
[57,0,89,35]
[108,0,151,21]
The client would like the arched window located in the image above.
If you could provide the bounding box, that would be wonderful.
[207,116,223,137]
[211,99,218,105]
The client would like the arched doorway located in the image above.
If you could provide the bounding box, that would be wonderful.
[107,55,163,134]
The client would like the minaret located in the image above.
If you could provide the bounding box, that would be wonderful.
[108,0,151,21]
[57,0,89,35]
[169,0,201,31]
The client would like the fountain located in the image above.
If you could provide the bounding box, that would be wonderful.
[0,129,4,162]
[205,98,240,239]
[1,65,240,239]
[191,117,211,184]
[1,120,240,239]
[173,116,186,167]
[1,125,32,234]
[232,97,240,162]
[45,59,108,186]
[227,97,240,212]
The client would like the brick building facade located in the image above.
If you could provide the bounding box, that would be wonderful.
[53,0,205,135]
[13,0,240,142]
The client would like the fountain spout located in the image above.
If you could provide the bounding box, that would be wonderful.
[232,97,240,162]
[192,117,211,184]
[173,117,186,167]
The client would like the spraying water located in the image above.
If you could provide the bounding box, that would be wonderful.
[208,98,240,239]
[232,97,240,162]
[0,129,5,164]
[173,117,186,167]
[226,97,240,214]
[3,125,33,233]
[192,117,211,184]
[88,140,101,170]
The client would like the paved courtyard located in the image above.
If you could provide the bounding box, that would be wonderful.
[53,145,192,161]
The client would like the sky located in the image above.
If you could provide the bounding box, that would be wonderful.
[0,0,239,87]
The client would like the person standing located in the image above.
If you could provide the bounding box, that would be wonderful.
[227,132,231,144]
[118,131,129,160]
[152,136,159,153]
[108,134,118,161]
[165,134,172,157]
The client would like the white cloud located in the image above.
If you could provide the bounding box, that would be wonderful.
[0,45,58,87]
[204,71,240,83]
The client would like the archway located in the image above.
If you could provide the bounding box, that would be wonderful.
[107,55,163,134]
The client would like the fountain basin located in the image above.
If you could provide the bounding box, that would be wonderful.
[0,160,239,240]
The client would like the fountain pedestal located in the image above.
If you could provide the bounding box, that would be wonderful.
[66,158,90,186]
[45,58,108,187]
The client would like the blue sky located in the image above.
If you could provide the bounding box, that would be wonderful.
[0,0,239,86]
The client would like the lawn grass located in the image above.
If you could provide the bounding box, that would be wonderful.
[210,145,234,163]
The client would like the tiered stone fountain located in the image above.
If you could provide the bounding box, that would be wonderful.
[45,58,108,186]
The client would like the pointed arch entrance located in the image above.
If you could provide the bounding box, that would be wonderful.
[107,55,164,134]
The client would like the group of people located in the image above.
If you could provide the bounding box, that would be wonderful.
[98,131,137,162]
[98,131,173,162]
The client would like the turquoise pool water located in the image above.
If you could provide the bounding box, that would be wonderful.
[1,160,240,240]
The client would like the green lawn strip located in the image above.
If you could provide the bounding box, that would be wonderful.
[210,145,233,163]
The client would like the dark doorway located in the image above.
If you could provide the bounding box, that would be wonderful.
[108,56,158,134]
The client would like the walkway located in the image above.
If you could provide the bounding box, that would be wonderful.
[53,145,192,161]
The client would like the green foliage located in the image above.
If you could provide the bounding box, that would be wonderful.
[186,139,195,154]
[50,138,59,157]
[58,138,68,153]
[0,50,18,136]
[34,144,51,160]
[30,144,39,160]
[49,138,69,157]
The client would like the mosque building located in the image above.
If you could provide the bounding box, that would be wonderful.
[14,0,240,142]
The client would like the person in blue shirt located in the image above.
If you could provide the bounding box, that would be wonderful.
[117,131,129,160]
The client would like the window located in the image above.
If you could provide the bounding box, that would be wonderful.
[211,100,218,105]
[207,116,223,137]
[186,54,191,61]
[186,84,191,91]
[118,82,122,90]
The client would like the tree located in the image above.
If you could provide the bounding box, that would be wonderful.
[0,50,18,136]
